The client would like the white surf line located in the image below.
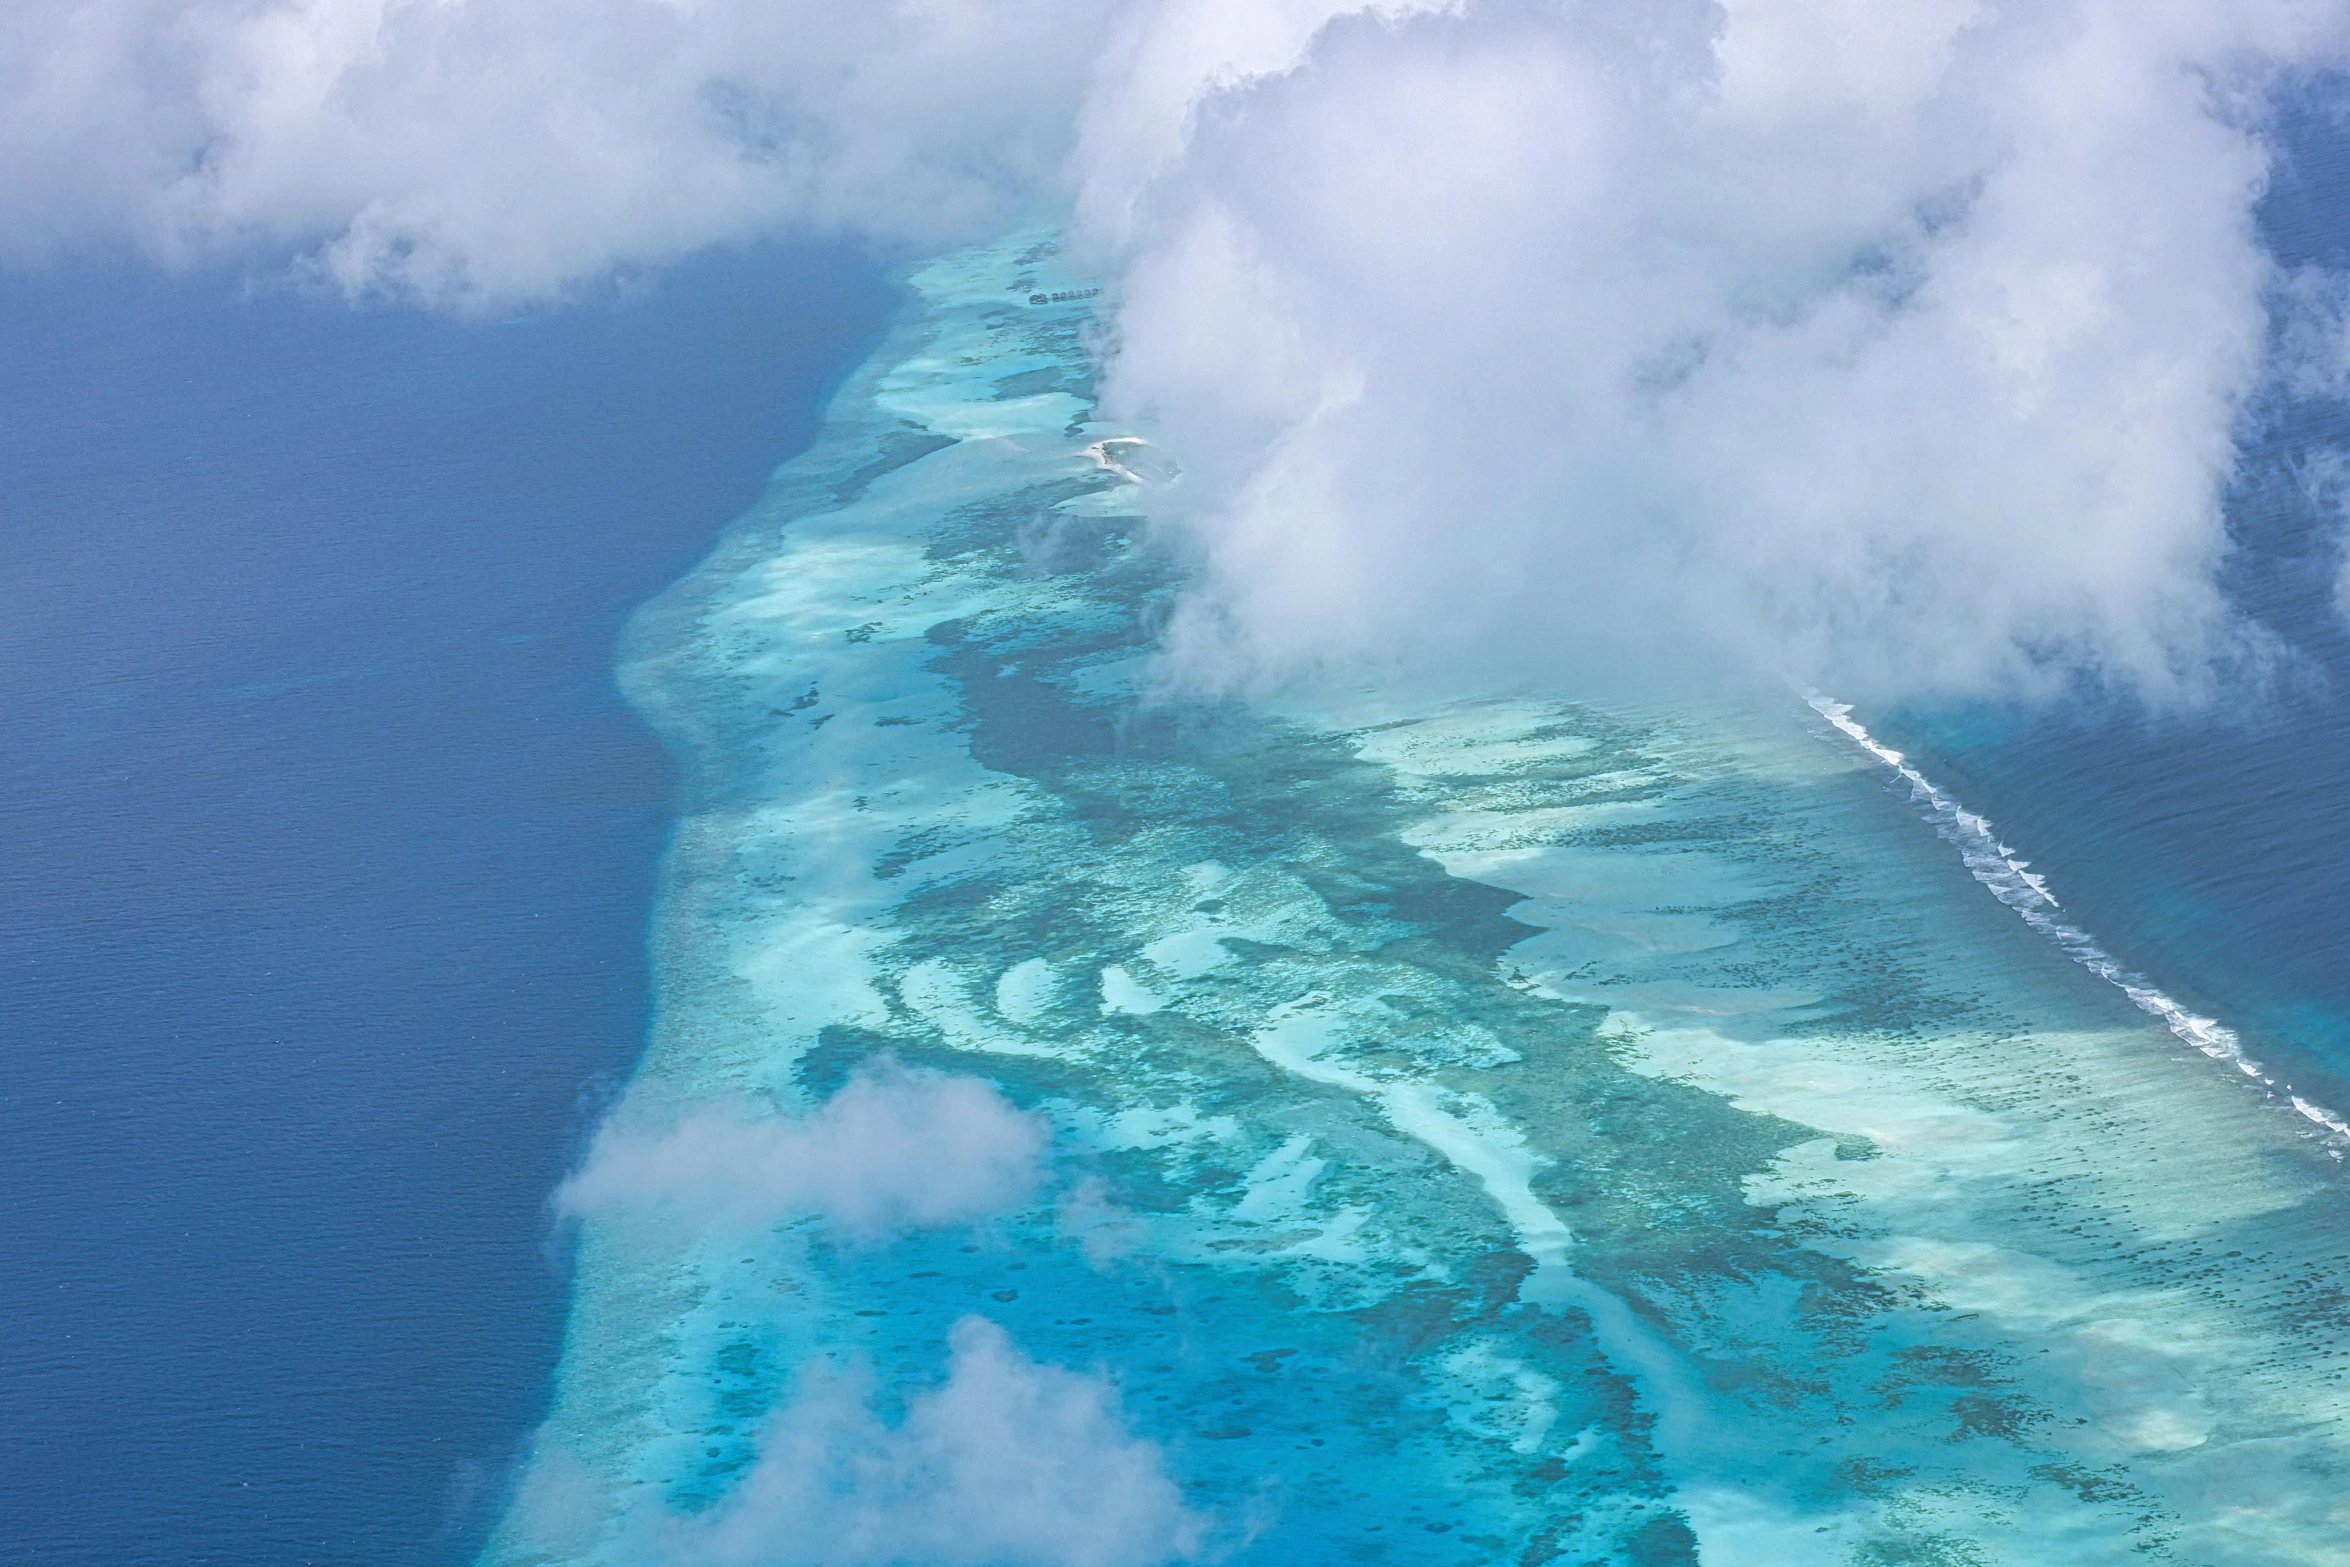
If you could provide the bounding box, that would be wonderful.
[1804,692,2350,1152]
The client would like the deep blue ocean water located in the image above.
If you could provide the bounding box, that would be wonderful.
[0,249,891,1564]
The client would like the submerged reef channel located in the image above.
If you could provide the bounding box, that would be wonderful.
[483,235,2350,1567]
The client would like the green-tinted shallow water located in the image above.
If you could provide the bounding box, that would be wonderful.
[483,235,2350,1567]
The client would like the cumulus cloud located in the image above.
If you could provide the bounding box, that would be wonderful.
[8,0,2350,696]
[1098,0,2350,701]
[669,1316,1205,1567]
[560,1059,1047,1235]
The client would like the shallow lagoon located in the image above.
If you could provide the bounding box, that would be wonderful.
[488,236,2350,1566]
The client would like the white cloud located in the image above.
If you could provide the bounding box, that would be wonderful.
[669,1316,1206,1567]
[1097,0,2350,702]
[7,0,2350,696]
[0,0,1117,308]
[560,1059,1047,1236]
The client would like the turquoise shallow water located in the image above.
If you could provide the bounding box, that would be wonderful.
[484,235,2350,1566]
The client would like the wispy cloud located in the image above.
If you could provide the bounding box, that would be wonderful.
[0,0,1114,306]
[666,1316,1207,1567]
[559,1059,1047,1235]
